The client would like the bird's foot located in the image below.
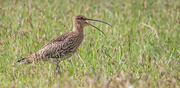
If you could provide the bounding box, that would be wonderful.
[54,69,61,74]
[54,65,61,74]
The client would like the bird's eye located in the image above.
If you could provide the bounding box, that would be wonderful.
[80,17,83,20]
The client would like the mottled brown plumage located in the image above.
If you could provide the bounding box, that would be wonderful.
[18,15,111,73]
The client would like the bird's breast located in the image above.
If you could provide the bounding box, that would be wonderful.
[62,33,84,51]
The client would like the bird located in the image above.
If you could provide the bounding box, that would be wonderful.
[17,15,112,73]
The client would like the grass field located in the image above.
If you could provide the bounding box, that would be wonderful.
[0,0,180,87]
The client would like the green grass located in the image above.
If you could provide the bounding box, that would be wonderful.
[0,0,179,87]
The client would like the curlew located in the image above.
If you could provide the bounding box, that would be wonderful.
[17,15,112,73]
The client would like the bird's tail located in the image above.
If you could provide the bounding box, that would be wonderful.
[17,52,42,65]
[17,57,31,64]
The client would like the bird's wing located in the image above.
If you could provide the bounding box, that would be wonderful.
[18,31,73,64]
[41,31,75,59]
[42,31,71,48]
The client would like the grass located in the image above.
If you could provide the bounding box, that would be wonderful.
[0,0,179,87]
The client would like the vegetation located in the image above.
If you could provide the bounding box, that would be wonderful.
[0,0,179,87]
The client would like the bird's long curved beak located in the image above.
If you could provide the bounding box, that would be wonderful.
[85,18,112,37]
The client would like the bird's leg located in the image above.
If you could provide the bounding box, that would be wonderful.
[55,62,61,74]
[55,64,61,74]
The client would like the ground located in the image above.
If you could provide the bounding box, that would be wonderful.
[0,0,179,87]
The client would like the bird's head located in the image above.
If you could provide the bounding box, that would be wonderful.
[73,15,112,37]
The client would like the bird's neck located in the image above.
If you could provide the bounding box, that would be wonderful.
[72,23,84,34]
